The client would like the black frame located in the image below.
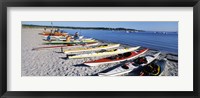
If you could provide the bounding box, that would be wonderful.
[0,0,199,98]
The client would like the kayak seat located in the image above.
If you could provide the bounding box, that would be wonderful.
[98,49,107,53]
[109,55,118,60]
[134,57,148,64]
[150,64,161,76]
[123,52,131,57]
[102,44,108,46]
[121,64,129,69]
[141,63,161,76]
[118,54,124,59]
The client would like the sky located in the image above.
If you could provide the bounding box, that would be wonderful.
[22,21,178,32]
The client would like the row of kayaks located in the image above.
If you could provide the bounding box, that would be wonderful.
[38,32,166,76]
[62,43,165,76]
[63,45,160,67]
[66,47,164,76]
[41,31,98,44]
[33,34,99,50]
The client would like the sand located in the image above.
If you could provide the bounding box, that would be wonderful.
[21,28,178,76]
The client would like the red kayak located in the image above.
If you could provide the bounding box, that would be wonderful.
[32,42,98,51]
[40,32,67,36]
[84,48,148,66]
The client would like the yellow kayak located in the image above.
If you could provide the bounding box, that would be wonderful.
[64,44,120,54]
[68,46,140,59]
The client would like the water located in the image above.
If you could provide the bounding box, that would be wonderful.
[63,29,178,54]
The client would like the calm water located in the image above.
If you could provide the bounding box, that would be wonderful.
[63,29,178,54]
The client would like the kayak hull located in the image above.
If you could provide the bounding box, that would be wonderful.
[68,46,140,59]
[64,44,120,54]
[98,69,133,76]
[84,49,148,66]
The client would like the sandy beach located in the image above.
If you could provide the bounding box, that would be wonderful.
[21,27,178,76]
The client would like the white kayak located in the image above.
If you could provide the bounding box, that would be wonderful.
[64,44,120,54]
[43,36,85,41]
[68,46,140,59]
[32,42,99,51]
[98,52,161,76]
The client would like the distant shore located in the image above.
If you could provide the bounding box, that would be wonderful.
[21,27,178,76]
[22,25,144,32]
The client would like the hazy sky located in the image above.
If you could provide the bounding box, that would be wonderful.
[22,21,178,32]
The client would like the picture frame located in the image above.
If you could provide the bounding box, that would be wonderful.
[0,0,199,98]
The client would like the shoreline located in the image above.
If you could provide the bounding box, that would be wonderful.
[22,25,144,32]
[22,27,178,76]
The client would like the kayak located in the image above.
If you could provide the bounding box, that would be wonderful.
[84,48,148,66]
[139,59,166,76]
[98,52,161,76]
[43,36,65,41]
[64,44,120,54]
[43,39,97,44]
[68,46,140,59]
[41,32,67,36]
[43,37,91,41]
[32,42,99,50]
[43,36,85,41]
